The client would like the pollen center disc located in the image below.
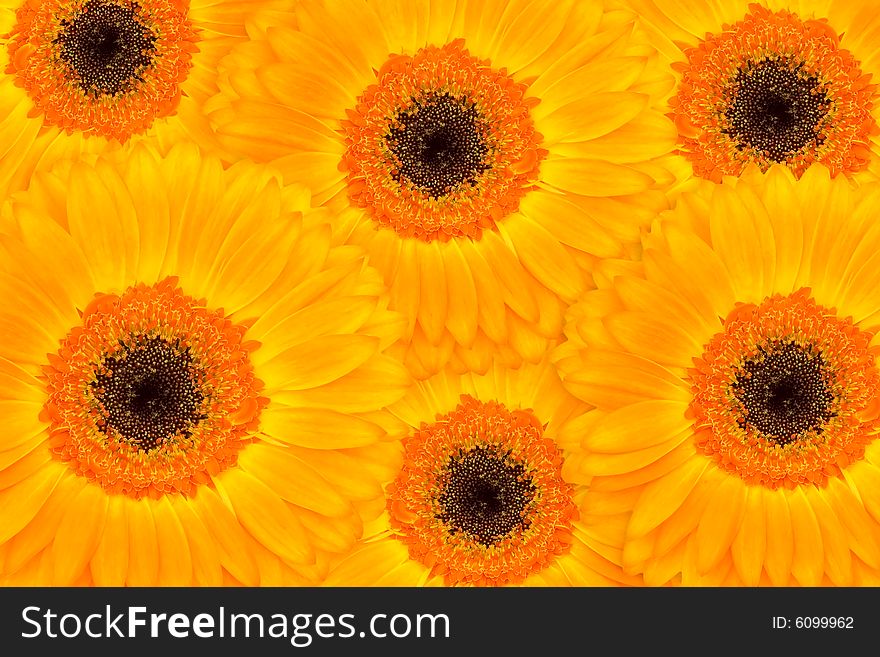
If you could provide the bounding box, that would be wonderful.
[437,445,536,546]
[388,92,489,198]
[91,335,206,451]
[725,59,830,162]
[56,0,157,97]
[731,340,835,444]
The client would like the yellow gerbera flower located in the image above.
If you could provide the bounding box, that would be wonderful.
[206,0,678,379]
[554,164,880,586]
[623,0,880,183]
[323,360,642,587]
[0,0,284,198]
[0,144,410,586]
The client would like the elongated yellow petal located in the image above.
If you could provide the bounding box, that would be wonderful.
[628,458,708,538]
[218,469,314,565]
[695,475,746,574]
[90,495,129,587]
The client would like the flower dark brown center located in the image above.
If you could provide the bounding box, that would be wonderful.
[436,445,535,546]
[386,92,489,198]
[725,58,830,162]
[731,340,835,445]
[55,0,157,96]
[91,335,206,451]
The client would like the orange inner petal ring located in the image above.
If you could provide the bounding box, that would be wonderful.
[688,288,880,488]
[42,277,267,499]
[386,394,577,585]
[670,4,878,180]
[6,0,198,141]
[341,39,547,242]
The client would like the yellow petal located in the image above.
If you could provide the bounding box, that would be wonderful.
[259,334,379,390]
[519,189,622,258]
[52,483,108,585]
[850,462,880,525]
[587,399,690,453]
[0,440,51,489]
[3,473,83,575]
[502,214,586,300]
[90,495,129,586]
[695,475,746,574]
[238,445,351,517]
[659,224,737,322]
[441,241,479,347]
[537,57,648,107]
[605,310,703,368]
[249,296,379,361]
[730,486,766,586]
[615,274,714,341]
[558,110,676,163]
[0,464,65,545]
[462,242,507,344]
[479,232,541,324]
[807,487,852,586]
[824,477,880,569]
[582,429,690,476]
[787,487,824,587]
[170,496,223,587]
[296,507,360,555]
[324,539,412,586]
[274,356,410,412]
[487,0,573,77]
[763,487,795,586]
[191,487,259,586]
[203,215,299,315]
[66,163,131,292]
[540,92,648,143]
[416,241,448,346]
[654,468,724,557]
[260,406,386,449]
[709,184,776,302]
[153,497,193,586]
[126,499,159,586]
[218,469,314,565]
[541,158,654,197]
[562,349,689,410]
[285,446,391,502]
[628,457,708,538]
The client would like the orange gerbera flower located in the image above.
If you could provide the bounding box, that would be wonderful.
[624,0,880,184]
[206,0,677,378]
[0,0,284,197]
[555,164,880,586]
[324,360,643,587]
[0,144,410,586]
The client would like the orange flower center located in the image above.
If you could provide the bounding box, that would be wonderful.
[387,395,576,586]
[6,0,198,141]
[670,5,878,180]
[42,278,267,499]
[688,289,880,488]
[341,39,546,242]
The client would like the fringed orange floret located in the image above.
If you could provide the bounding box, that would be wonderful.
[341,39,546,242]
[688,288,880,489]
[670,4,878,181]
[6,0,199,142]
[387,395,576,586]
[42,277,267,499]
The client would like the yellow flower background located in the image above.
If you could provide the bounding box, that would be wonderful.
[1,0,879,588]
